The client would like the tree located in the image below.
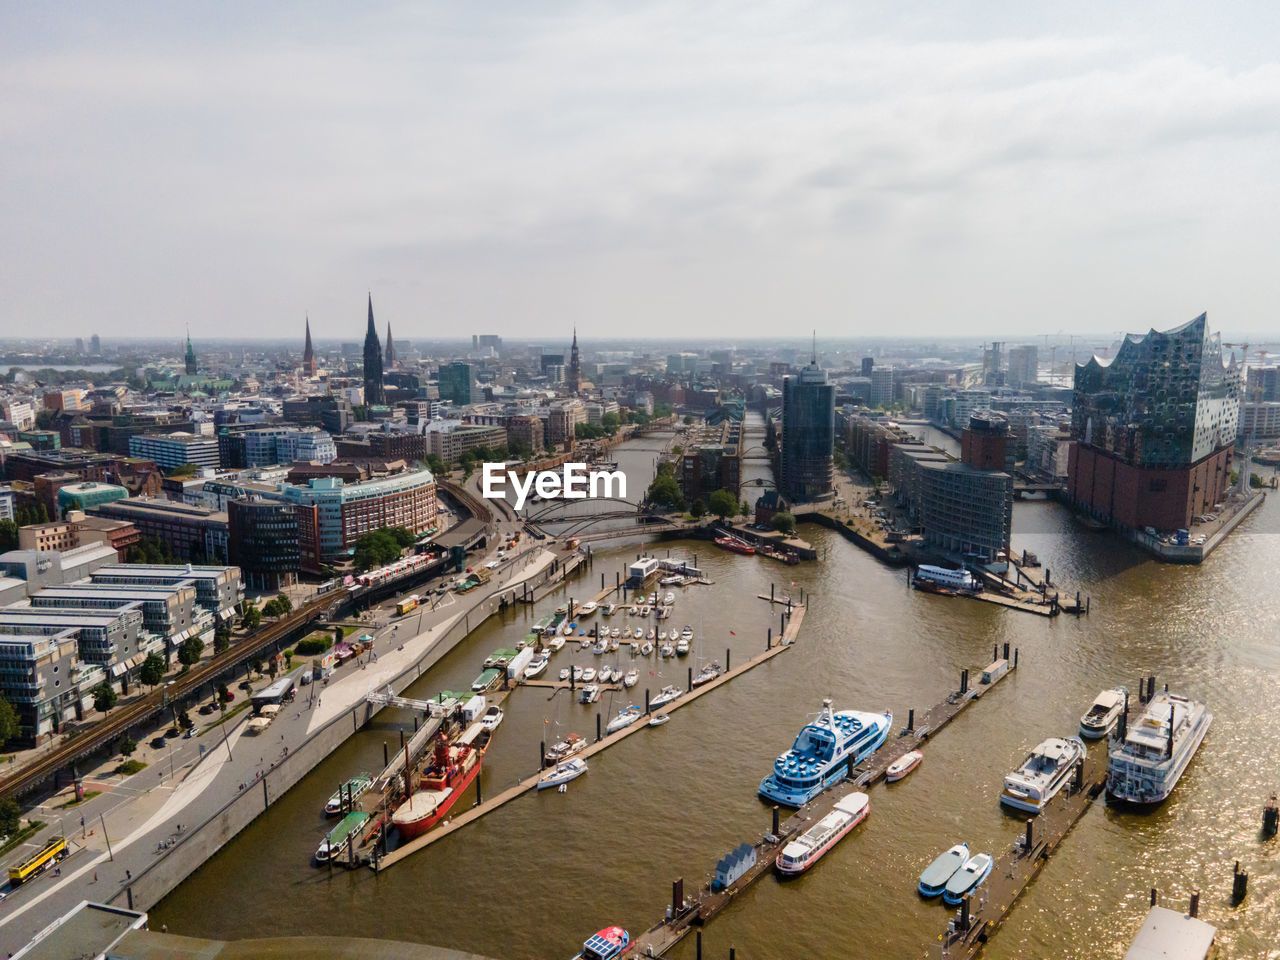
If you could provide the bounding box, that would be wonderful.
[425,454,446,475]
[178,636,205,667]
[690,499,706,518]
[139,653,166,688]
[0,798,20,837]
[772,512,797,535]
[333,625,346,643]
[241,602,262,630]
[216,683,231,707]
[93,681,118,714]
[0,695,19,748]
[252,658,265,677]
[682,414,694,425]
[645,463,684,510]
[739,499,750,517]
[268,657,278,679]
[353,528,407,571]
[708,489,737,520]
[177,709,193,731]
[213,626,231,654]
[0,519,17,552]
[284,650,294,671]
[388,528,415,549]
[261,597,282,618]
[120,736,138,757]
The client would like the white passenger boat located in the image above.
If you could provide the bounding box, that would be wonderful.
[537,757,588,790]
[650,685,681,708]
[623,669,639,688]
[549,637,566,652]
[581,667,597,683]
[1107,692,1212,805]
[648,713,669,727]
[1000,736,1086,812]
[578,684,600,704]
[917,843,969,898]
[1080,688,1127,739]
[578,601,599,616]
[759,700,894,807]
[480,706,504,731]
[544,733,586,764]
[524,655,549,679]
[660,575,682,585]
[606,705,643,734]
[776,791,869,875]
[886,750,923,782]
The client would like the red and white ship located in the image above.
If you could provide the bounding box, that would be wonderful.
[714,535,755,556]
[775,790,869,875]
[391,727,486,840]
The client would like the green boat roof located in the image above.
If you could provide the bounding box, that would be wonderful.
[491,648,520,658]
[326,811,370,843]
[438,690,470,702]
[474,668,501,681]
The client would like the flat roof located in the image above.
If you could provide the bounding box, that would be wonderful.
[1123,905,1216,960]
[12,900,146,960]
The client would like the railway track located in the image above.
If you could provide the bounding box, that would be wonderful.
[0,590,340,801]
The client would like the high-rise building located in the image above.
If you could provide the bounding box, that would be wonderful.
[1067,313,1241,532]
[363,294,385,407]
[982,341,1004,386]
[75,338,85,356]
[567,328,581,395]
[384,322,396,369]
[90,334,101,355]
[961,412,1011,472]
[303,316,317,377]
[781,354,835,502]
[1006,345,1038,387]
[861,356,874,378]
[869,367,895,407]
[438,362,474,406]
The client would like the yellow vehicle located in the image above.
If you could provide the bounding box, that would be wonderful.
[8,835,67,885]
[395,596,419,616]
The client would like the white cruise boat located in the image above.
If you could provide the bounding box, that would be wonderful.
[776,791,869,875]
[1000,736,1086,812]
[1107,692,1211,805]
[1080,688,1126,739]
[549,636,566,652]
[524,655,549,679]
[759,700,893,807]
[578,601,599,616]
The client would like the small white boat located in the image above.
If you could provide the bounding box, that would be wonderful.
[675,638,690,656]
[609,640,619,652]
[558,667,571,681]
[650,685,681,708]
[524,655,549,679]
[647,628,656,640]
[578,601,599,616]
[581,667,597,683]
[1080,687,1127,739]
[918,843,969,898]
[549,637,566,652]
[648,593,659,604]
[648,713,669,727]
[606,705,643,734]
[659,642,674,658]
[664,592,675,605]
[572,665,584,681]
[610,627,621,639]
[537,757,588,790]
[680,626,694,642]
[943,853,994,905]
[578,684,600,704]
[603,603,617,616]
[640,641,654,656]
[480,705,504,731]
[598,666,613,684]
[629,642,639,655]
[545,733,586,763]
[579,639,592,651]
[691,661,723,687]
[886,750,923,782]
[660,575,682,585]
[555,604,568,615]
[658,631,668,641]
[623,669,639,688]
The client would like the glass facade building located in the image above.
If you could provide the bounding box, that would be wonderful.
[781,360,835,502]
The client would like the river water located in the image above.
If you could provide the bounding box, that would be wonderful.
[155,425,1280,960]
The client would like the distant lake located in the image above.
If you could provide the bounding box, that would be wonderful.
[4,363,120,373]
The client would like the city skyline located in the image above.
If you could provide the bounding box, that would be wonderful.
[5,3,1280,340]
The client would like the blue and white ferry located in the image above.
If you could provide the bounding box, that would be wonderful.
[759,699,892,807]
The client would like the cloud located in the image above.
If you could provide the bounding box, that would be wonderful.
[2,1,1279,339]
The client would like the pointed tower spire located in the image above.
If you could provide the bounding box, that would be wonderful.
[384,321,396,369]
[184,324,197,375]
[303,315,317,377]
[363,293,385,407]
[812,330,817,365]
[567,325,581,395]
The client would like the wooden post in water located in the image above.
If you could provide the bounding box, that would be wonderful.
[696,931,702,960]
[540,741,546,770]
[475,775,482,806]
[993,643,998,662]
[1150,887,1158,906]
[645,689,650,715]
[1003,641,1010,661]
[1232,861,1248,904]
[772,806,780,836]
[725,648,730,672]
[907,708,914,731]
[596,713,602,742]
[767,628,772,649]
[672,877,684,918]
[688,666,693,692]
[383,741,388,767]
[1025,818,1034,853]
[399,729,405,748]
[960,895,971,931]
[1190,890,1200,918]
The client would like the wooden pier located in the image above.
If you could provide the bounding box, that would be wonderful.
[629,646,1021,958]
[925,752,1108,960]
[371,605,806,871]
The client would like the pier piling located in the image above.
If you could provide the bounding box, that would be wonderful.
[960,895,971,931]
[645,689,650,715]
[1025,819,1033,852]
[696,931,702,960]
[1014,647,1019,668]
[688,667,693,692]
[726,648,731,672]
[1190,890,1200,918]
[1264,795,1279,836]
[908,708,915,731]
[596,713,602,743]
[399,729,405,748]
[540,741,546,770]
[1003,641,1010,660]
[772,806,779,837]
[672,878,683,918]
[992,643,998,662]
[475,776,482,806]
[1150,888,1158,907]
[1232,861,1249,904]
[382,741,388,767]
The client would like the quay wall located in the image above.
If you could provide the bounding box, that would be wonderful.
[114,552,581,915]
[795,511,910,566]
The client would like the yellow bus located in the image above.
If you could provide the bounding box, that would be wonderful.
[8,835,67,885]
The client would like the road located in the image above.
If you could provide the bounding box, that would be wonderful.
[0,524,555,955]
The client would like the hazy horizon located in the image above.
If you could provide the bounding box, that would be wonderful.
[5,3,1279,341]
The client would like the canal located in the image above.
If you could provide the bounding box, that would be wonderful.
[154,448,1279,959]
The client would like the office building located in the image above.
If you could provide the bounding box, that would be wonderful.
[1067,313,1241,532]
[425,422,508,463]
[1238,401,1280,440]
[781,356,835,502]
[438,362,475,406]
[56,481,128,514]
[680,420,744,502]
[961,412,1011,472]
[861,357,874,378]
[93,498,230,563]
[1006,345,1038,387]
[869,367,895,407]
[128,432,219,471]
[228,497,299,590]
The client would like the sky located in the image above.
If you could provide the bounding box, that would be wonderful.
[3,2,1280,343]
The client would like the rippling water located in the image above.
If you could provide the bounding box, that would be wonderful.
[155,455,1280,959]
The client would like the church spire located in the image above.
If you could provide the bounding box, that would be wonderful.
[303,315,316,377]
[363,293,385,407]
[384,321,396,368]
[184,325,197,375]
[567,326,581,395]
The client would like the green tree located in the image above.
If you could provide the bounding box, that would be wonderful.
[177,709,193,730]
[261,597,282,618]
[139,653,166,688]
[333,625,346,643]
[708,489,737,520]
[682,414,694,425]
[388,528,415,549]
[0,695,19,747]
[772,512,797,535]
[241,602,262,630]
[0,519,17,552]
[178,636,204,667]
[0,798,21,837]
[690,499,706,518]
[284,650,294,671]
[739,499,750,517]
[213,626,231,654]
[353,528,406,571]
[216,682,231,707]
[425,454,446,475]
[645,463,684,510]
[268,657,278,679]
[93,681,118,714]
[120,736,138,757]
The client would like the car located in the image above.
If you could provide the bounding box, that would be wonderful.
[198,703,215,715]
[183,727,197,739]
[150,736,167,749]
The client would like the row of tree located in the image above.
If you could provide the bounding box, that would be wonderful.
[352,526,416,571]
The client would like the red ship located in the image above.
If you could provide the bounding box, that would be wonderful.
[714,535,755,556]
[391,730,486,839]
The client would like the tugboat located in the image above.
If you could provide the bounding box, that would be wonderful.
[391,731,485,840]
